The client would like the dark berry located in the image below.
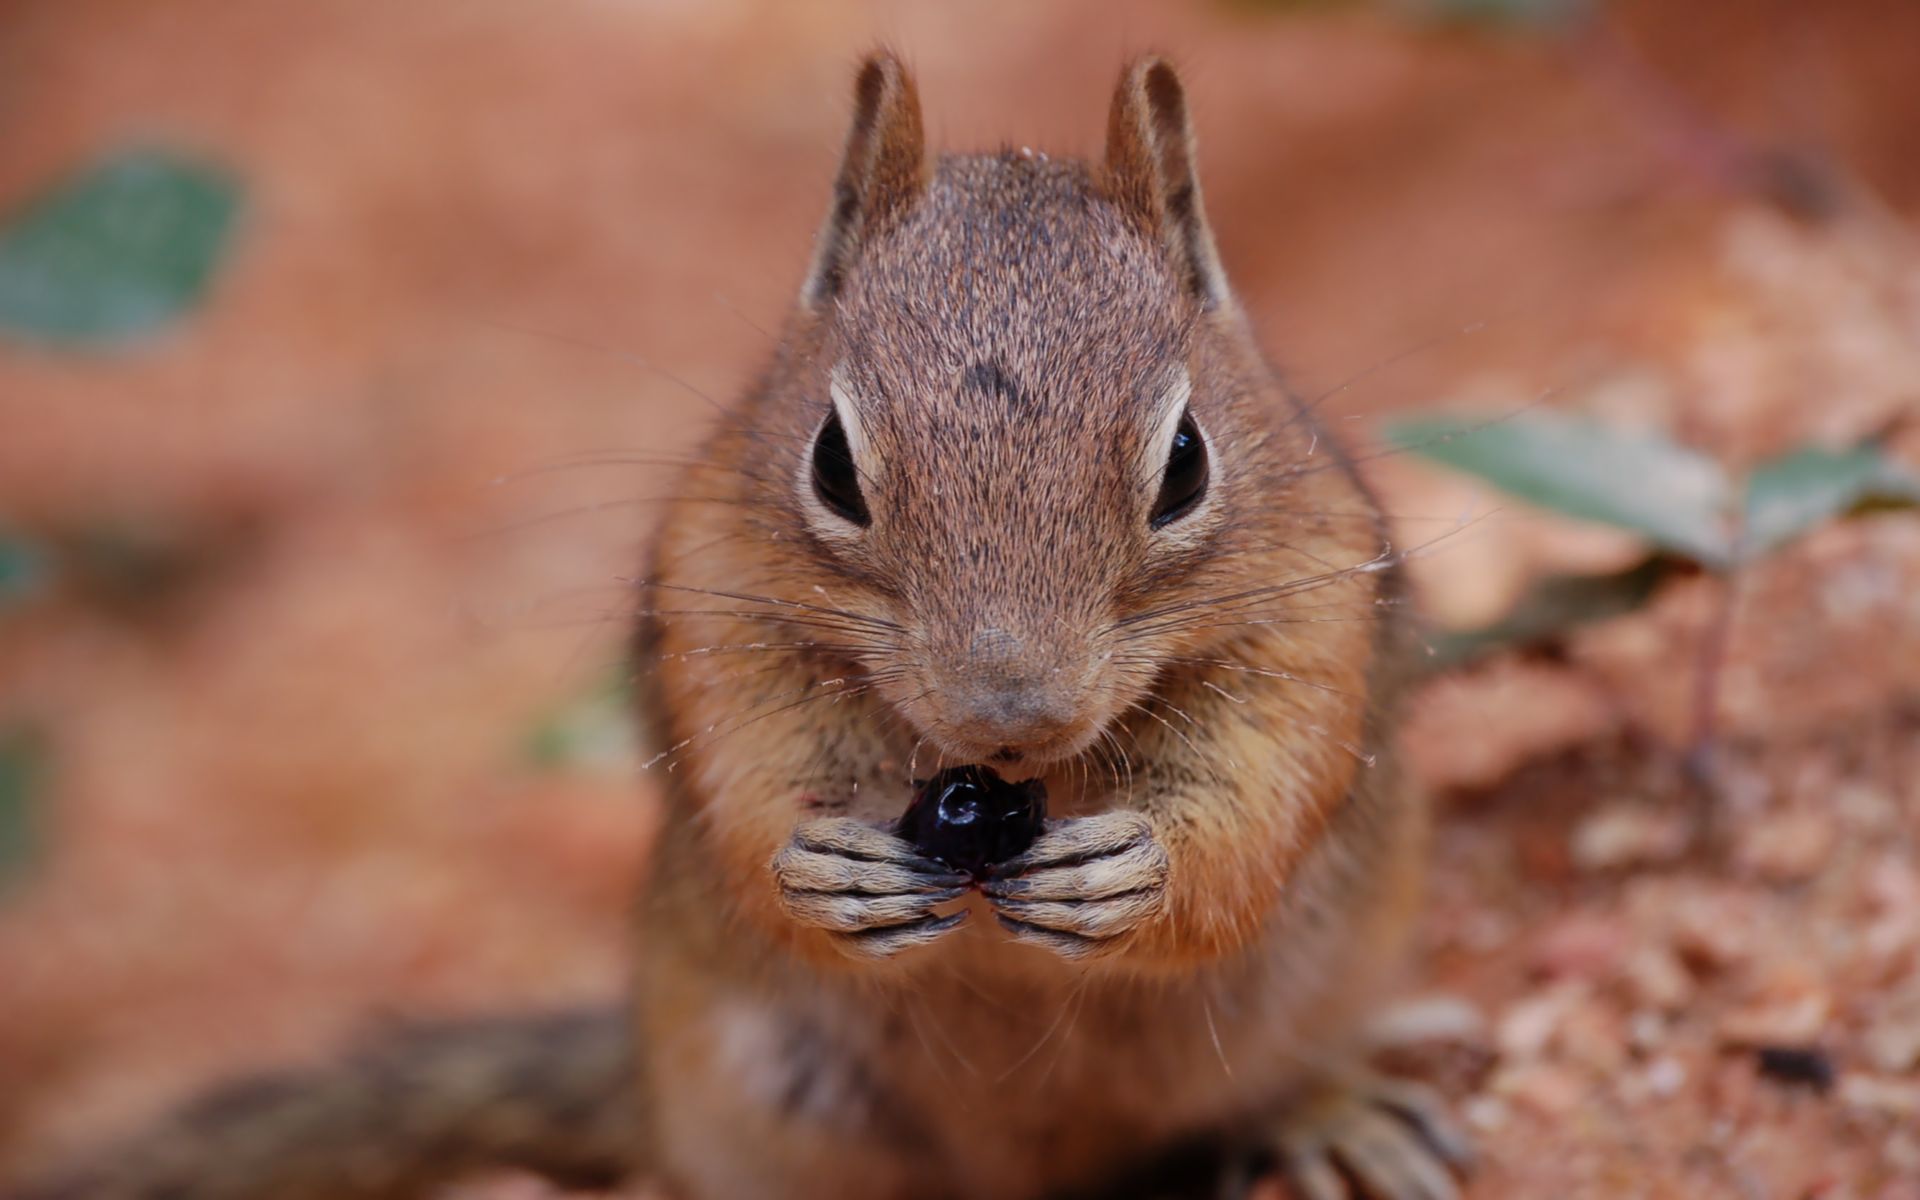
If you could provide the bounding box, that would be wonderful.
[896,765,1047,877]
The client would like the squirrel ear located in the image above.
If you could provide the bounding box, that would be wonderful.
[801,52,928,309]
[1104,57,1230,310]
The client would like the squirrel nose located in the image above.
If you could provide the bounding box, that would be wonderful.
[944,628,1079,750]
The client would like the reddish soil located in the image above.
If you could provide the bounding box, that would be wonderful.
[1,2,1916,1196]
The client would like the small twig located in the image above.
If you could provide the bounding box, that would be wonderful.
[1683,568,1741,819]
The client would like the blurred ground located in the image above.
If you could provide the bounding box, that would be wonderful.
[1,1,1918,1196]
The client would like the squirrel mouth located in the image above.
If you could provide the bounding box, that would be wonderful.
[969,745,1069,783]
[968,719,1108,774]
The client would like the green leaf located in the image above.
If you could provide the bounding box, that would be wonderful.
[1389,414,1736,567]
[525,670,636,772]
[0,149,241,344]
[0,534,49,607]
[0,728,46,892]
[1425,555,1688,669]
[1411,0,1591,27]
[1742,444,1920,557]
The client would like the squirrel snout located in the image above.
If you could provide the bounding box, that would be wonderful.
[931,628,1089,757]
[949,682,1077,750]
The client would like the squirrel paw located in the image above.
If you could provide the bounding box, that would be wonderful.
[1255,1074,1471,1200]
[771,818,971,959]
[981,812,1169,959]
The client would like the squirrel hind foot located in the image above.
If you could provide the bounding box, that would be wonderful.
[1248,1072,1472,1200]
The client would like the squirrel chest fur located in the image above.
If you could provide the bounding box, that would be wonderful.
[4,52,1467,1200]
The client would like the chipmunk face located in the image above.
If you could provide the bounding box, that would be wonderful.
[771,58,1250,770]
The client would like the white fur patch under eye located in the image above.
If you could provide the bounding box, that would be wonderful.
[1144,367,1194,488]
[827,364,871,464]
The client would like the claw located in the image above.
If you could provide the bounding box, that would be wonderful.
[982,812,1168,957]
[773,843,967,895]
[991,889,1162,939]
[838,910,970,960]
[980,838,1166,902]
[989,811,1153,876]
[994,912,1105,960]
[794,817,946,867]
[1371,1078,1474,1170]
[772,819,972,959]
[782,887,969,933]
[1263,1074,1470,1200]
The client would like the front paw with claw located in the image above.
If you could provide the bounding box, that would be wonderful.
[980,812,1169,960]
[771,818,971,960]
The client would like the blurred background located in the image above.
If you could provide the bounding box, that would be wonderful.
[1,0,1917,1195]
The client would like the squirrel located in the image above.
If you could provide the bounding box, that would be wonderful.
[6,53,1470,1200]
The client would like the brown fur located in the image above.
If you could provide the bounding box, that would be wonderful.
[6,54,1460,1200]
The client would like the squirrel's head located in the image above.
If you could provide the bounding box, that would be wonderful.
[753,54,1292,771]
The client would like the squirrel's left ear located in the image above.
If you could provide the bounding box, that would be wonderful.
[1104,58,1231,310]
[801,52,928,309]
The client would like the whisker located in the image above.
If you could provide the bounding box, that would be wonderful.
[1124,699,1222,782]
[486,451,770,486]
[658,640,889,662]
[995,975,1090,1085]
[1113,551,1395,632]
[636,581,904,632]
[643,676,876,772]
[1200,679,1249,705]
[1202,994,1235,1080]
[1277,381,1566,485]
[901,990,978,1083]
[636,607,897,640]
[1121,654,1352,698]
[1307,723,1377,769]
[477,494,753,539]
[1095,725,1135,808]
[1135,612,1391,638]
[1114,511,1489,646]
[711,291,779,345]
[1037,972,1101,1092]
[1303,319,1489,414]
[474,316,750,425]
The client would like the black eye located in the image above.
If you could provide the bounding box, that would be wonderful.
[811,410,870,526]
[1151,410,1209,528]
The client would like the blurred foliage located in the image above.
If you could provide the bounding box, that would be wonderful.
[0,728,46,893]
[1391,412,1920,662]
[1741,444,1920,557]
[1405,0,1589,28]
[0,148,241,345]
[59,521,248,619]
[1392,414,1736,566]
[0,519,263,628]
[0,534,50,609]
[526,668,637,772]
[0,148,251,893]
[1426,554,1689,668]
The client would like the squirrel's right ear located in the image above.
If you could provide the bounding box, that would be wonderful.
[800,52,927,309]
[1104,57,1231,310]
